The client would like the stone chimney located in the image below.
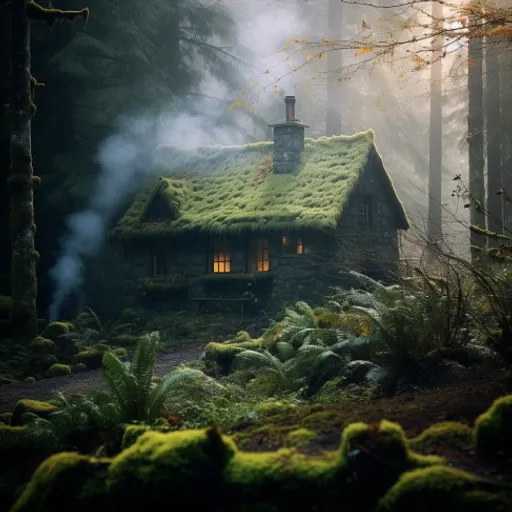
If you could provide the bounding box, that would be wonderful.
[270,96,309,174]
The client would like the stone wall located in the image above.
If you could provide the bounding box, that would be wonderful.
[335,161,401,285]
[120,233,334,313]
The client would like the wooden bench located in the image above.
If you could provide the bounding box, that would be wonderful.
[192,297,251,316]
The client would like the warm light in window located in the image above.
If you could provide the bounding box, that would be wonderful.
[282,235,289,246]
[297,239,303,254]
[252,238,269,272]
[213,251,231,273]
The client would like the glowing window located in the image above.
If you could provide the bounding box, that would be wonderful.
[251,238,270,272]
[152,249,172,276]
[282,235,304,255]
[212,246,231,273]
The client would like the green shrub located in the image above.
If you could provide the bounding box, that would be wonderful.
[73,350,104,369]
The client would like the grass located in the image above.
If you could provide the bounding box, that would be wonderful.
[113,131,408,239]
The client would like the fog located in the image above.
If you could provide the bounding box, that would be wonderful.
[48,0,469,319]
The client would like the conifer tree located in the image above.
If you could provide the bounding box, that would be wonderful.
[5,0,88,339]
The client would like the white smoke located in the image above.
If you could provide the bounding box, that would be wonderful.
[48,0,310,321]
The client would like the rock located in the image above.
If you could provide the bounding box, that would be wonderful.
[345,360,378,384]
[45,364,72,379]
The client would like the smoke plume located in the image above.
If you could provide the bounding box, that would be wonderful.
[48,0,309,321]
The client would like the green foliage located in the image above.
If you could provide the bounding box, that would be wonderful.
[475,394,512,459]
[345,271,473,392]
[74,307,133,346]
[114,131,408,239]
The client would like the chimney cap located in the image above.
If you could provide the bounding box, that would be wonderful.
[284,95,296,103]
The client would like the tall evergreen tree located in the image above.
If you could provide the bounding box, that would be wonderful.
[484,22,503,243]
[427,1,444,257]
[326,0,342,135]
[468,4,486,260]
[5,0,88,340]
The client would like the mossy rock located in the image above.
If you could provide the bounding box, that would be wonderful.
[409,422,473,451]
[73,350,104,369]
[284,428,317,449]
[29,337,56,355]
[204,341,261,373]
[0,375,18,386]
[377,466,512,512]
[11,452,109,512]
[475,394,512,459]
[11,422,448,512]
[11,400,58,426]
[45,364,72,379]
[41,322,70,342]
[0,295,12,311]
[0,412,12,425]
[24,376,36,383]
[113,348,128,360]
[108,427,236,508]
[72,363,88,373]
[340,420,442,494]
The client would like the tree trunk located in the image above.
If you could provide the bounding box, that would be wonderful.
[484,25,503,244]
[326,0,342,136]
[468,10,485,262]
[500,35,512,234]
[8,0,38,340]
[427,1,443,258]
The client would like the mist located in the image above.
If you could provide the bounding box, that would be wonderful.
[48,0,311,321]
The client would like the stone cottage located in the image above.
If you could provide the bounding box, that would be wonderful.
[112,96,409,312]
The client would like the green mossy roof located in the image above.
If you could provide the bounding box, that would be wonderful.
[113,130,409,239]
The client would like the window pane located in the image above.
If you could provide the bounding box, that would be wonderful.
[263,260,269,271]
[225,261,231,272]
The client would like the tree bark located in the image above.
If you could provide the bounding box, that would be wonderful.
[468,10,485,262]
[500,35,512,233]
[8,0,38,340]
[484,24,503,245]
[326,0,342,136]
[427,1,443,258]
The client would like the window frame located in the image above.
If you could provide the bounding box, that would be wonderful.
[355,197,371,226]
[151,247,173,277]
[249,238,270,272]
[212,241,232,273]
[281,234,305,256]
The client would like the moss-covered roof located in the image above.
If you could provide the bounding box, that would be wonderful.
[113,130,408,239]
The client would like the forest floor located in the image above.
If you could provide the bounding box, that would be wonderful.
[228,369,512,483]
[0,343,204,413]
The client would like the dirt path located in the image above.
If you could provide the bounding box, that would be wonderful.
[0,345,204,413]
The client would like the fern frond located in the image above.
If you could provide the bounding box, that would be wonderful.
[101,351,138,420]
[130,331,160,398]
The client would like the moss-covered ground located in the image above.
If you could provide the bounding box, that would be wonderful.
[227,370,512,481]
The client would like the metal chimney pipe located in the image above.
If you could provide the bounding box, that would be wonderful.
[285,96,296,122]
